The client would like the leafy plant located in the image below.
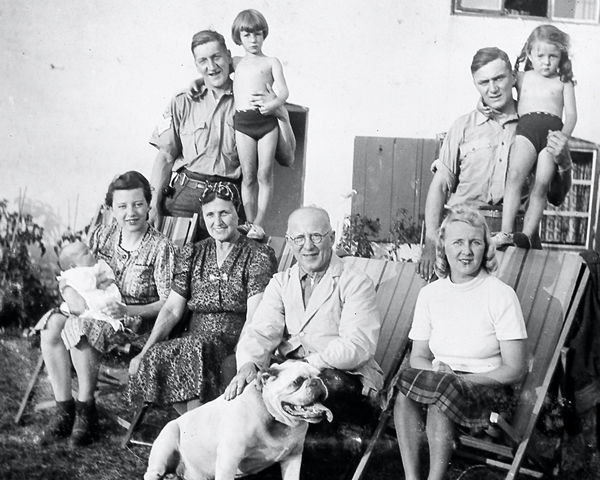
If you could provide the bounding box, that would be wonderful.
[54,227,85,258]
[337,213,381,258]
[336,210,422,261]
[0,199,55,329]
[389,209,422,247]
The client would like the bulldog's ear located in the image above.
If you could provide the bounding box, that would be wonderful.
[256,367,279,392]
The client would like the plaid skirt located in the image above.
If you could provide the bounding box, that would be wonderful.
[397,367,517,430]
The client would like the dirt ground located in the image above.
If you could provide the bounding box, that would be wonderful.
[1,330,599,480]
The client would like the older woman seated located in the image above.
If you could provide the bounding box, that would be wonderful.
[394,204,527,480]
[39,171,177,446]
[127,182,277,413]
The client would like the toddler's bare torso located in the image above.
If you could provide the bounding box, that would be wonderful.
[233,55,275,110]
[517,70,565,118]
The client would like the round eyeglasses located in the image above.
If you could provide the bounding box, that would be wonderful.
[286,230,331,246]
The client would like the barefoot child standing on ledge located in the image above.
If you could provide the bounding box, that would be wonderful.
[494,25,576,250]
[231,9,289,241]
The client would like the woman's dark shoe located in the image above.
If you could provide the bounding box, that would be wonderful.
[40,398,76,445]
[70,399,99,446]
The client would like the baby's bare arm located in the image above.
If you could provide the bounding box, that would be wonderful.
[60,279,87,315]
[96,273,115,290]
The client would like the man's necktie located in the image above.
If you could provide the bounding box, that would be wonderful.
[302,273,314,308]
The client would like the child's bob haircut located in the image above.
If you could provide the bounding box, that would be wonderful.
[231,9,269,46]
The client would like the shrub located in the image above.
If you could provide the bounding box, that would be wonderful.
[337,213,381,258]
[389,208,422,247]
[0,199,55,329]
[336,209,424,261]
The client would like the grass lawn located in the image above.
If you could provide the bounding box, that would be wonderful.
[1,329,598,480]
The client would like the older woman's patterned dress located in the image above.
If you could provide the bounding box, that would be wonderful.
[127,235,277,406]
[60,223,176,352]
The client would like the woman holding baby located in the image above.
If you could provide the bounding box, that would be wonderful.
[38,171,176,446]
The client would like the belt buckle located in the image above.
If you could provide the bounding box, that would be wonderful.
[191,179,206,189]
[177,172,188,186]
[178,172,206,189]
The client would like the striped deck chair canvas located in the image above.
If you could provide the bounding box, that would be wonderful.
[457,248,589,479]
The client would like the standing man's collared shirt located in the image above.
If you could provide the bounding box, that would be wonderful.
[431,109,518,206]
[149,84,241,180]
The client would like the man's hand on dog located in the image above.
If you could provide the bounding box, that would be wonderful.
[224,362,258,400]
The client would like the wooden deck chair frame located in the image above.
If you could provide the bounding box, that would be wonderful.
[155,214,198,250]
[329,256,426,480]
[14,214,198,428]
[267,236,296,272]
[348,248,589,480]
[456,249,589,479]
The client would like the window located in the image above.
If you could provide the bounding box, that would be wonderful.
[453,0,600,23]
[540,145,599,248]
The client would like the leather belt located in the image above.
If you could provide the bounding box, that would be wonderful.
[174,171,207,190]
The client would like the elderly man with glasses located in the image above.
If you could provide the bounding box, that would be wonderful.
[224,206,384,422]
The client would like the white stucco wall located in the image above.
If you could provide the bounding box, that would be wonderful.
[2,0,599,244]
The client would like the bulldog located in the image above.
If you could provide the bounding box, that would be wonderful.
[144,360,333,480]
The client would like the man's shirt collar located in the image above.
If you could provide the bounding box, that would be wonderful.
[195,81,234,100]
[298,266,326,284]
[475,109,519,127]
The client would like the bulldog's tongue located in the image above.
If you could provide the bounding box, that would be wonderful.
[284,402,333,422]
[313,403,333,422]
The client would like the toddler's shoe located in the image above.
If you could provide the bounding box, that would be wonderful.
[513,232,543,250]
[492,232,514,251]
[247,224,266,241]
[237,222,252,235]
